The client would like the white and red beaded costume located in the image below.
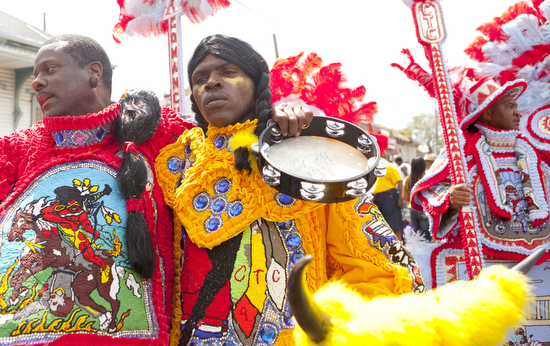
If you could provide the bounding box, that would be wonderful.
[396,1,550,343]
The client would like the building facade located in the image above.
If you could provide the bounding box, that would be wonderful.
[0,11,51,137]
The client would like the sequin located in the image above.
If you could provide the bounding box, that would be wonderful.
[290,252,305,264]
[217,178,231,193]
[279,194,293,205]
[259,323,278,343]
[215,135,226,149]
[206,217,222,232]
[286,234,301,249]
[185,141,192,154]
[230,202,243,217]
[212,198,226,213]
[277,221,293,230]
[167,156,184,173]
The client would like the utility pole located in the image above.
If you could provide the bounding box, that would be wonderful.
[43,13,46,31]
[273,33,279,59]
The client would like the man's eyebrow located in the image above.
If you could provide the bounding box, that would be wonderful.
[34,59,52,75]
[192,62,233,77]
[35,59,57,71]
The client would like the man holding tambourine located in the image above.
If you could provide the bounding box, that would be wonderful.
[156,35,424,346]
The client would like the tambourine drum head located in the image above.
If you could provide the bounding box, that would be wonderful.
[266,136,370,182]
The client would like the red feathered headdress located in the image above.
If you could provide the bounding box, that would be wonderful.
[270,52,378,125]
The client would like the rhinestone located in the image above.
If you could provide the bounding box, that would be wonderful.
[217,179,230,193]
[212,198,226,213]
[167,157,184,173]
[290,252,305,264]
[206,217,221,232]
[195,194,209,209]
[96,126,106,139]
[283,309,295,327]
[215,135,226,149]
[277,221,293,230]
[230,202,243,217]
[286,234,301,249]
[54,132,64,144]
[259,323,277,343]
[72,132,88,145]
[279,194,293,205]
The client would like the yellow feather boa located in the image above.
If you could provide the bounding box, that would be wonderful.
[294,265,530,346]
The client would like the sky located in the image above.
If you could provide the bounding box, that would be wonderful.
[2,0,522,129]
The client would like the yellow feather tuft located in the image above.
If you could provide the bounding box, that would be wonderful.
[229,130,260,175]
[294,265,531,346]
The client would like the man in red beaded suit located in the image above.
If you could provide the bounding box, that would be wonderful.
[411,78,550,293]
[0,34,195,344]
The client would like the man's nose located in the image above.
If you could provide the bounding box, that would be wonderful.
[205,74,223,91]
[32,74,46,91]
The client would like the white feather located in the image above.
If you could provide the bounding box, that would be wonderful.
[540,0,550,22]
[475,62,507,78]
[403,226,441,290]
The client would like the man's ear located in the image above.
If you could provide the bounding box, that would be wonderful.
[478,109,492,125]
[88,62,103,88]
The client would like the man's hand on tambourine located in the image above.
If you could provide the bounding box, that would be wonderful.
[271,103,314,137]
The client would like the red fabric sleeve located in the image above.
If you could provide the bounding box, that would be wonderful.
[0,126,41,201]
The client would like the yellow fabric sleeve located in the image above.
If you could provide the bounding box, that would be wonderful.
[325,200,412,298]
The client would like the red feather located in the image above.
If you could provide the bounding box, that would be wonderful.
[464,36,488,62]
[270,53,377,125]
[270,53,304,104]
[496,68,519,85]
[511,44,550,68]
[477,3,542,42]
[391,49,436,98]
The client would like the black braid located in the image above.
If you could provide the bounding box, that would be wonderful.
[113,90,161,279]
[234,72,272,173]
[253,71,272,137]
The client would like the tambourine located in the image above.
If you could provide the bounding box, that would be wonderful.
[252,116,387,203]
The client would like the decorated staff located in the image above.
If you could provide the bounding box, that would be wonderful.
[404,0,483,280]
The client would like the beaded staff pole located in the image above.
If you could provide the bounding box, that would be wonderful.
[163,2,185,116]
[410,0,483,280]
